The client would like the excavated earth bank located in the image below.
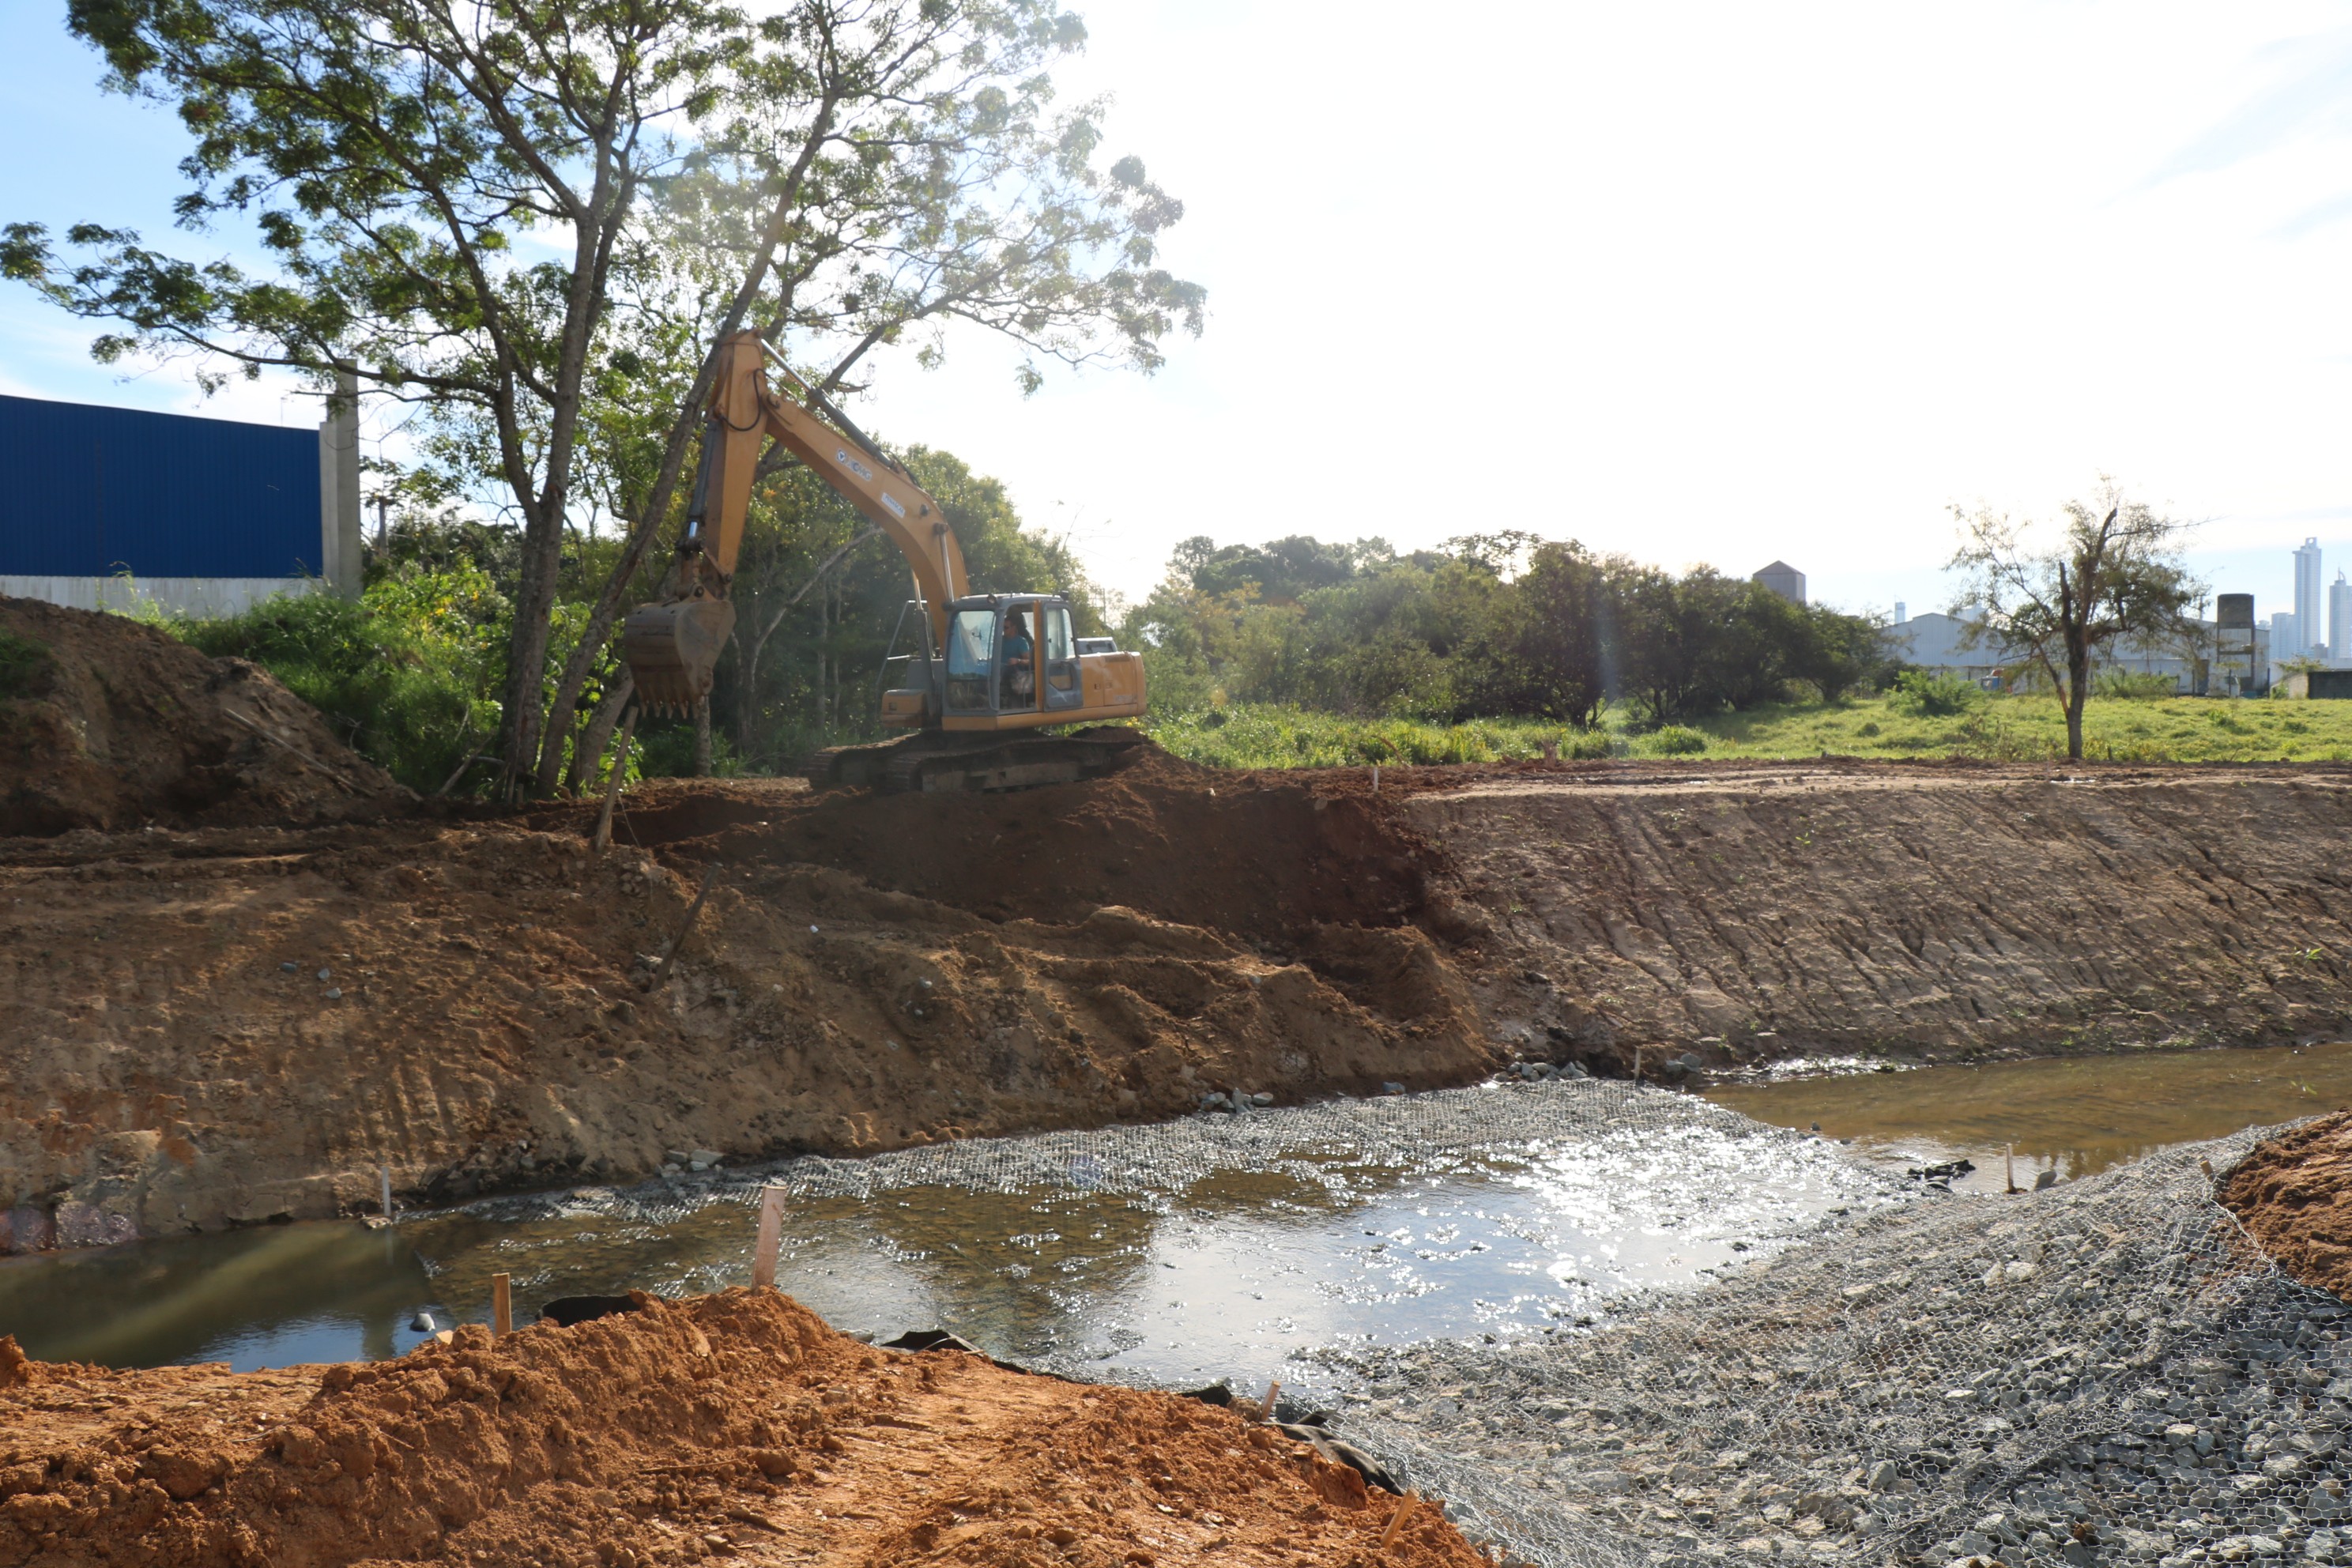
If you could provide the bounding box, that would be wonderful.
[13,751,2352,1250]
[9,600,2352,1249]
[2221,1107,2352,1298]
[0,596,405,835]
[0,1288,1483,1568]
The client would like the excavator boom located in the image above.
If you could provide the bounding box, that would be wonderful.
[623,330,1146,791]
[624,333,966,713]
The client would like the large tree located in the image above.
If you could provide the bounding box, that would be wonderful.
[1948,481,2203,760]
[6,0,1201,798]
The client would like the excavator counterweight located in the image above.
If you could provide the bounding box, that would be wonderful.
[622,332,1148,789]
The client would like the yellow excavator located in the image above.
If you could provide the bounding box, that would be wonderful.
[621,330,1148,793]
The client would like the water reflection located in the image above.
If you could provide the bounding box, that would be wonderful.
[1709,1040,2352,1191]
[401,1105,1886,1392]
[0,1221,439,1370]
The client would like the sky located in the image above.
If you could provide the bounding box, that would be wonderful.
[2,0,2350,623]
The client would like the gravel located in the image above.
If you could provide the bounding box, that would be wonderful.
[1321,1125,2349,1568]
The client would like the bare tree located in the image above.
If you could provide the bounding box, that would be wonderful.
[1948,480,2203,760]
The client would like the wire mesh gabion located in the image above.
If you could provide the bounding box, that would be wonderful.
[446,1082,2339,1568]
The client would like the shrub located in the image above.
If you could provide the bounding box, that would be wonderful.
[173,568,508,792]
[1889,669,1981,718]
[1645,725,1709,756]
[2092,669,2180,700]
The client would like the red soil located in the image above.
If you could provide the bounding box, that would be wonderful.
[0,1289,1483,1568]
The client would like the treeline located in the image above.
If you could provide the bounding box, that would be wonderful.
[170,470,1895,790]
[1123,533,1895,729]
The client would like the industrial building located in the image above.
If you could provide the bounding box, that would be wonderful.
[1752,560,1806,605]
[0,384,363,617]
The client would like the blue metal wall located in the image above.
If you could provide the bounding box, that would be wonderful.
[0,394,320,579]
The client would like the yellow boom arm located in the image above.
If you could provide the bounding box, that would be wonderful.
[623,331,971,712]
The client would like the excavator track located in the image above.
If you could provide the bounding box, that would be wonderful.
[801,727,1147,795]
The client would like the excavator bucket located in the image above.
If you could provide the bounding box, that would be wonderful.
[622,597,737,715]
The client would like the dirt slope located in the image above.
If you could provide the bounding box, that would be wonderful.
[0,595,403,835]
[0,1288,1479,1568]
[1412,763,2352,1071]
[2221,1109,2352,1298]
[0,761,1485,1247]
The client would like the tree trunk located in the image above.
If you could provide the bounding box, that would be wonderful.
[694,695,713,778]
[563,671,635,797]
[2066,646,2091,760]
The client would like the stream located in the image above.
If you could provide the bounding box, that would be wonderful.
[2,1042,2343,1381]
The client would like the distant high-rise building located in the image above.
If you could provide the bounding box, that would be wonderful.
[1753,561,1805,605]
[2294,537,2324,658]
[2331,573,2352,667]
[2275,612,2300,664]
[1894,601,1908,624]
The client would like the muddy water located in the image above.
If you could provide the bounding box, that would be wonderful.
[397,1122,1881,1397]
[12,1049,2345,1380]
[0,1085,1886,1381]
[1708,1040,2352,1192]
[0,1220,439,1370]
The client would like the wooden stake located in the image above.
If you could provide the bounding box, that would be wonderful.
[379,1165,394,1220]
[753,1185,786,1291]
[492,1272,512,1338]
[1379,1489,1421,1549]
[650,866,716,990]
[592,704,639,852]
[1257,1378,1281,1422]
[2005,1143,2018,1194]
[1370,764,1380,795]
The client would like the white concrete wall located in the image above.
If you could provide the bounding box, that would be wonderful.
[0,575,327,619]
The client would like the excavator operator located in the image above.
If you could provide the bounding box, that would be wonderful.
[999,609,1035,709]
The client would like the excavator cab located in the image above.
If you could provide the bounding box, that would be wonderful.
[936,597,1085,721]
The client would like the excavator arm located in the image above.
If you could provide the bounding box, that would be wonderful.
[624,331,969,713]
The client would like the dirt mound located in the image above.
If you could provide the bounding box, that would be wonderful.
[595,745,1434,942]
[2220,1110,2352,1298]
[0,1288,1482,1568]
[0,596,402,835]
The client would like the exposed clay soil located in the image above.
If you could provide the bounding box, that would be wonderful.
[1410,762,2352,1072]
[0,596,404,835]
[0,760,1486,1250]
[0,1287,1480,1568]
[2221,1108,2352,1299]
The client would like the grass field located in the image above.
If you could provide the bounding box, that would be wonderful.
[1144,694,2352,769]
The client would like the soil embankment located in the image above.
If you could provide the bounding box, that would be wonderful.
[2221,1107,2352,1298]
[0,596,405,835]
[0,756,1483,1248]
[1409,761,2352,1072]
[0,1288,1478,1568]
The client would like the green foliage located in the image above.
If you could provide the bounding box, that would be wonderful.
[175,570,508,792]
[1889,669,1981,718]
[1145,704,1592,768]
[0,628,53,699]
[1128,533,1889,729]
[1646,725,1709,756]
[2092,668,2183,700]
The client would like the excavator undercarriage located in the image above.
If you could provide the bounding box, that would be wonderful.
[801,726,1148,794]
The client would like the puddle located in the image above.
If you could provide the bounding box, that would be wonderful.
[2,1085,1886,1382]
[0,1220,439,1370]
[1708,1040,2352,1192]
[18,1050,2337,1382]
[401,1108,1884,1395]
